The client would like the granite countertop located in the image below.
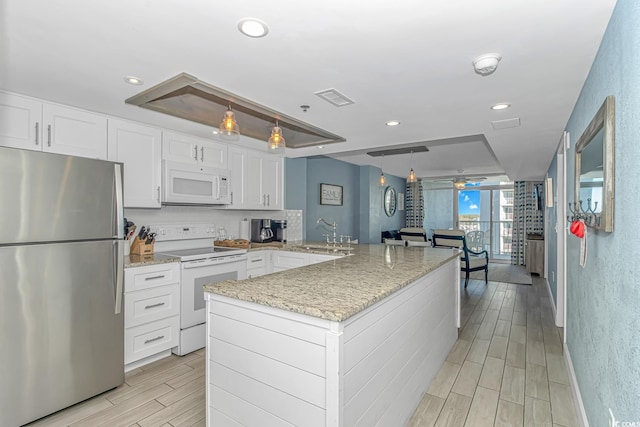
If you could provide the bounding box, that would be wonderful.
[125,253,180,268]
[204,244,460,322]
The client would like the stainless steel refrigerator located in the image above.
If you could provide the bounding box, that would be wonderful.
[0,146,125,426]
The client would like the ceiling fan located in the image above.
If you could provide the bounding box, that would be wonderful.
[434,170,487,189]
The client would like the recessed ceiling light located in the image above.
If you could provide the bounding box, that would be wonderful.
[385,120,401,126]
[317,145,324,149]
[237,18,269,38]
[124,76,144,85]
[491,103,511,110]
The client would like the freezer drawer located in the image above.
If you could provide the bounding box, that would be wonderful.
[0,240,124,426]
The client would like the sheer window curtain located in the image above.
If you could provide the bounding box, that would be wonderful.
[405,180,424,228]
[511,181,544,265]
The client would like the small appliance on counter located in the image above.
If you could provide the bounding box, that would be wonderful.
[251,218,273,243]
[270,219,287,243]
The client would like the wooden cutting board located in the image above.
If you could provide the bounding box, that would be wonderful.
[250,242,284,248]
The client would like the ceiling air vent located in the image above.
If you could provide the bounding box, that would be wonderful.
[367,146,429,157]
[491,117,521,130]
[314,88,355,107]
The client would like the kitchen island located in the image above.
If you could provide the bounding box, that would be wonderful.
[204,244,460,427]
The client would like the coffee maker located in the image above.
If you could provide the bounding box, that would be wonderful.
[250,219,273,243]
[270,220,287,243]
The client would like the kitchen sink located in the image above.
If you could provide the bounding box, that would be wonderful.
[294,244,354,254]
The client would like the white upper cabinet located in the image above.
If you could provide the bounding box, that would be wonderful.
[43,104,107,159]
[0,92,108,159]
[108,119,162,208]
[0,92,41,150]
[227,146,283,211]
[227,145,247,209]
[162,131,227,168]
[262,155,283,210]
[245,150,265,210]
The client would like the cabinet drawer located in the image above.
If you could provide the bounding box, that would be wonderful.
[125,284,180,328]
[125,315,179,364]
[247,252,266,268]
[125,262,179,292]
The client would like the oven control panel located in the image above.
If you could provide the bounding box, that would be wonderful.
[148,224,218,241]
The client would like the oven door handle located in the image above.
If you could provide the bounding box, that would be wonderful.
[182,256,247,269]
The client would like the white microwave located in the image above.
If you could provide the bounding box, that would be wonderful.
[162,161,230,205]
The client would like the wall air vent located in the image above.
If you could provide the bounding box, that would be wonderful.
[314,88,355,107]
[125,73,345,148]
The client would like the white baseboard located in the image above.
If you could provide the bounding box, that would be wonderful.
[545,278,558,320]
[563,344,589,427]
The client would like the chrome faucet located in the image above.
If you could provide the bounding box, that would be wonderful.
[317,218,337,245]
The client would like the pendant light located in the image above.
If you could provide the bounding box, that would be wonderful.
[219,105,240,140]
[407,150,417,183]
[379,154,386,186]
[268,120,285,153]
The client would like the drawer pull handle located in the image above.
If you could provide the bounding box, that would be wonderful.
[144,302,166,309]
[250,259,263,263]
[144,335,165,344]
[144,275,165,281]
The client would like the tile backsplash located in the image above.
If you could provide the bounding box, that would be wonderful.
[285,209,303,243]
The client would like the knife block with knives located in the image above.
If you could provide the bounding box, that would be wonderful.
[130,225,155,255]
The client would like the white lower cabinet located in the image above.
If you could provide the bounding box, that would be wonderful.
[248,250,341,277]
[308,253,341,264]
[272,251,309,273]
[124,262,180,370]
[247,251,270,278]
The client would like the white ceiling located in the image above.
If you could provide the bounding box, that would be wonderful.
[1,0,617,181]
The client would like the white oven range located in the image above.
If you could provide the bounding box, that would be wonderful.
[149,224,247,356]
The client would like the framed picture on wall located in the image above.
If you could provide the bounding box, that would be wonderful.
[320,183,343,206]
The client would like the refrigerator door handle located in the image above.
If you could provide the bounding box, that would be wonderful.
[114,163,124,239]
[114,240,124,314]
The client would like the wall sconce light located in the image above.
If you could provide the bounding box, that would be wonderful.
[219,105,240,140]
[268,121,285,153]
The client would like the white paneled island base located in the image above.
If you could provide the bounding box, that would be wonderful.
[205,252,459,427]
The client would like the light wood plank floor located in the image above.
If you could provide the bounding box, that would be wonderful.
[26,274,578,427]
[409,275,579,427]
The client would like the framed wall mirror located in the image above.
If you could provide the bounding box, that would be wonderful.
[574,95,615,232]
[384,186,397,217]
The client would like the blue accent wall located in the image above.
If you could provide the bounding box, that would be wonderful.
[546,0,640,422]
[284,157,307,211]
[285,156,405,244]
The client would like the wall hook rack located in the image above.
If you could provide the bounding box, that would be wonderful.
[567,198,600,227]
